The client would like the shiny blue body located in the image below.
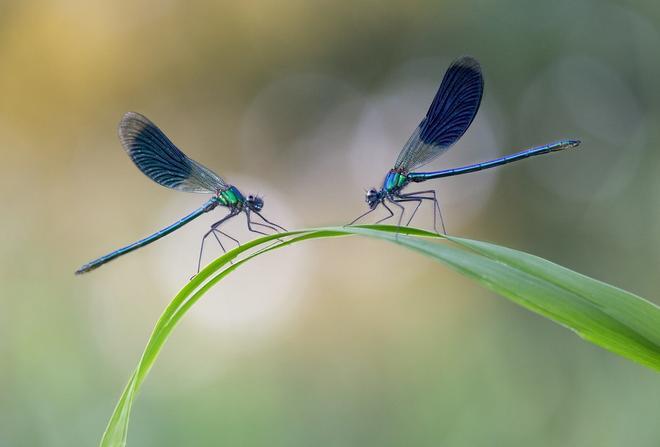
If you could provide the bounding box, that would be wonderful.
[352,56,581,231]
[75,197,225,274]
[407,140,579,182]
[76,112,284,275]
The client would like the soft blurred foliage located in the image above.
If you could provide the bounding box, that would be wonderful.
[1,0,659,445]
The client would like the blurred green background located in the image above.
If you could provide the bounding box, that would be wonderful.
[1,0,659,445]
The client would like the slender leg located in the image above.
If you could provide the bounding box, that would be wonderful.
[211,231,226,253]
[250,220,281,233]
[210,228,241,252]
[391,197,423,226]
[245,211,269,236]
[375,201,394,224]
[214,229,240,247]
[399,189,446,234]
[386,197,406,228]
[197,228,216,274]
[196,212,237,274]
[245,211,288,247]
[405,199,423,226]
[211,230,239,267]
[399,195,443,233]
[253,210,287,232]
[348,207,377,226]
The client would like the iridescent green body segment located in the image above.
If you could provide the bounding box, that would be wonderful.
[217,186,245,207]
[383,170,409,192]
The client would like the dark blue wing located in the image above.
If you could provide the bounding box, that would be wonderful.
[119,112,228,193]
[394,56,483,171]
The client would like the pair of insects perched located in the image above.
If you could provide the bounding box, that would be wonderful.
[76,56,580,275]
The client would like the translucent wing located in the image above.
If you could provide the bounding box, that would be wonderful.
[119,112,228,193]
[394,56,483,171]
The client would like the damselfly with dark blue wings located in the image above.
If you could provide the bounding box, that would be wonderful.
[76,112,285,275]
[350,56,580,231]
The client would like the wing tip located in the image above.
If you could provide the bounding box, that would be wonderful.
[450,56,483,91]
[452,55,481,71]
[118,111,151,136]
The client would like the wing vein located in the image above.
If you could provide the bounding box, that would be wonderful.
[394,56,484,171]
[118,112,228,194]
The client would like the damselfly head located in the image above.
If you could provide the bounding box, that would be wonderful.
[366,188,380,209]
[247,194,264,212]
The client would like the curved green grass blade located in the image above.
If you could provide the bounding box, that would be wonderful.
[99,225,660,447]
[447,236,660,369]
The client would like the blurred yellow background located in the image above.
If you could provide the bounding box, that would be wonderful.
[1,0,659,445]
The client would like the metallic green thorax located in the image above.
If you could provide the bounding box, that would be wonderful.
[383,170,408,193]
[216,186,245,207]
